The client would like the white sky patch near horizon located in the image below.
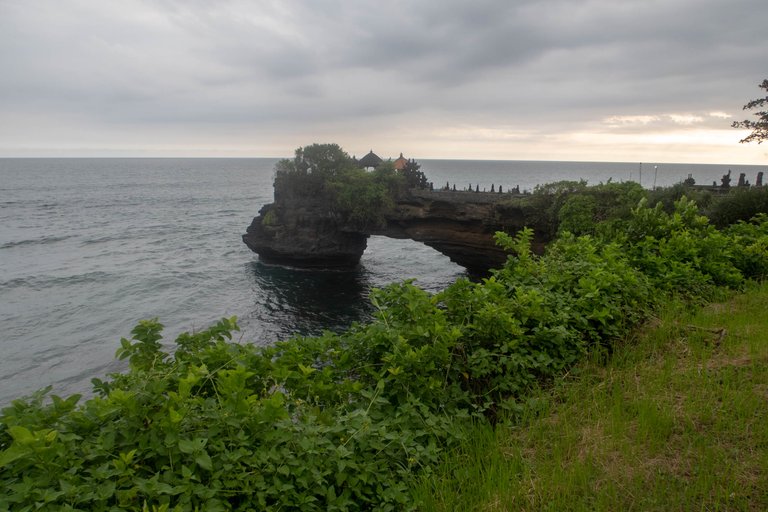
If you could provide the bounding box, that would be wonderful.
[604,115,661,127]
[0,0,766,163]
[669,114,705,125]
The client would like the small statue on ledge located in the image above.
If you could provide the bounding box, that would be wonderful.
[721,170,732,188]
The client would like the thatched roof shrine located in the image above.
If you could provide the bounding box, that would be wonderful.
[358,150,383,169]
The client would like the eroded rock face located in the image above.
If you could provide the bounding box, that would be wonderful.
[243,188,545,274]
[242,203,370,268]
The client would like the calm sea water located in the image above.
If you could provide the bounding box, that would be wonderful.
[1,158,764,404]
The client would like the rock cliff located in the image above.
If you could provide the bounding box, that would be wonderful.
[243,186,548,274]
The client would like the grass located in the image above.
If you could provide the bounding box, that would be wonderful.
[414,282,768,511]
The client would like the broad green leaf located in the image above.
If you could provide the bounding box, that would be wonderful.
[8,426,34,444]
[195,451,212,471]
[169,407,183,424]
[0,444,29,468]
[178,438,206,454]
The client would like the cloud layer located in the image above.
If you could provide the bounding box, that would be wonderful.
[1,0,766,162]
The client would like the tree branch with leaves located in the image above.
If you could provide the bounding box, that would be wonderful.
[732,79,768,144]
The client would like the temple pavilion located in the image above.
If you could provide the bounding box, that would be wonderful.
[357,150,383,170]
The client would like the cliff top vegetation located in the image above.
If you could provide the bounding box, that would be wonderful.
[272,143,429,227]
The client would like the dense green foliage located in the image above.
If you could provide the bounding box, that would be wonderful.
[272,143,359,200]
[647,182,715,214]
[327,162,402,228]
[647,183,768,229]
[271,143,428,228]
[400,159,428,189]
[704,186,768,227]
[502,180,646,239]
[3,193,768,510]
[504,177,768,240]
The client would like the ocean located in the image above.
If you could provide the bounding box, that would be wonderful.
[1,157,764,405]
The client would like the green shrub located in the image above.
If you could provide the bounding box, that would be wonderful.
[272,143,405,229]
[608,197,745,297]
[648,182,714,214]
[326,165,402,228]
[725,213,768,280]
[518,180,645,238]
[1,318,460,511]
[705,187,768,228]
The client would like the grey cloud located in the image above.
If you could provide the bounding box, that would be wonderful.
[0,0,766,155]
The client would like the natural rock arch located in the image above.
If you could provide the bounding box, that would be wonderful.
[243,189,547,275]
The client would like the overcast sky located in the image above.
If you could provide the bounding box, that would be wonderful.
[1,0,766,162]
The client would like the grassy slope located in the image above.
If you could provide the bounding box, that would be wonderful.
[415,283,768,511]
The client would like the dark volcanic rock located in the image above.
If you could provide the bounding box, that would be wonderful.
[243,188,546,274]
[243,204,369,268]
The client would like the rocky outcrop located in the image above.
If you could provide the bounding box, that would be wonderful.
[243,188,546,274]
[243,202,369,268]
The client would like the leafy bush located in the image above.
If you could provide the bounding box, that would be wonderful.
[724,213,768,280]
[608,197,745,298]
[557,194,598,235]
[400,159,428,189]
[705,187,768,228]
[647,182,714,214]
[1,319,461,511]
[509,180,645,239]
[327,165,402,228]
[272,143,405,229]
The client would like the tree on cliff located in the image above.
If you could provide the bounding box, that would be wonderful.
[273,143,401,228]
[401,158,428,189]
[274,143,361,199]
[732,79,768,144]
[276,143,357,177]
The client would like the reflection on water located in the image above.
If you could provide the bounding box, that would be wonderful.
[244,261,374,342]
[240,236,468,346]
